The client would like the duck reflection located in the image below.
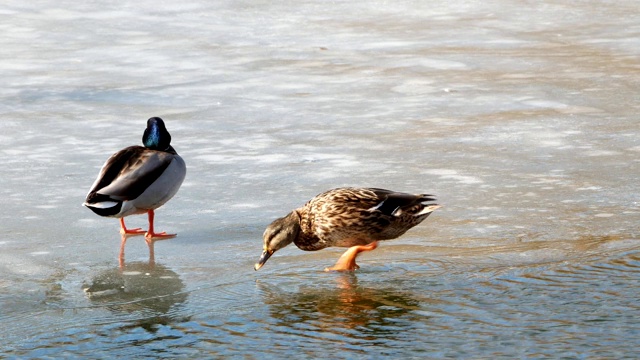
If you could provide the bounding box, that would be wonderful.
[257,273,421,336]
[83,258,187,324]
[118,233,170,268]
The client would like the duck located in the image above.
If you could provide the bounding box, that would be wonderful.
[254,187,440,272]
[84,117,186,254]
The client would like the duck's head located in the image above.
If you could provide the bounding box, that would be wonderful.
[143,117,171,150]
[254,211,300,271]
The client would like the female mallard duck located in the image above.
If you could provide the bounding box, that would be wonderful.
[84,117,186,245]
[254,187,440,272]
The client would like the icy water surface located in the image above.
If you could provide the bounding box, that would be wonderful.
[1,0,639,358]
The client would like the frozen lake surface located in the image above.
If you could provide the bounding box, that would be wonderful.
[1,0,639,358]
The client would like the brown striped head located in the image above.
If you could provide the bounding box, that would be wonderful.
[254,211,301,271]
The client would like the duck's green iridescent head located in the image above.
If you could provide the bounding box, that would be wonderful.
[143,117,171,150]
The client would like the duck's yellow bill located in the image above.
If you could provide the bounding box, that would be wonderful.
[254,250,273,271]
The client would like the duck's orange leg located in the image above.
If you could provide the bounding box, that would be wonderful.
[119,218,145,236]
[144,209,176,240]
[325,241,379,272]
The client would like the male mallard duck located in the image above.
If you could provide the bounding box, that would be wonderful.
[84,117,186,246]
[254,187,440,272]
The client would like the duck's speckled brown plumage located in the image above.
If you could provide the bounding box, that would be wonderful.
[294,188,438,250]
[255,187,440,271]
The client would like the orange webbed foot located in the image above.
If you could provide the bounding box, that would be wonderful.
[119,218,145,236]
[324,241,378,272]
[144,210,176,240]
[144,231,177,241]
[120,227,146,236]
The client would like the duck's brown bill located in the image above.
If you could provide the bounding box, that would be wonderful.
[254,250,273,271]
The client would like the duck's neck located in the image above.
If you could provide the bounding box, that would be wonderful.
[289,208,322,250]
[285,210,302,240]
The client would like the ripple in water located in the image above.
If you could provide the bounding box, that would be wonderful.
[4,237,640,358]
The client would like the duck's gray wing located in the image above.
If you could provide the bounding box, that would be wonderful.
[86,146,173,203]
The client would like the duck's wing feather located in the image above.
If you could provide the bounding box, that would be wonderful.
[367,188,436,216]
[86,146,173,203]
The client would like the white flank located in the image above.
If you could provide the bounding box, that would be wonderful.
[84,201,119,209]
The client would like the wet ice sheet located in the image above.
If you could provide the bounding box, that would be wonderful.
[1,0,640,358]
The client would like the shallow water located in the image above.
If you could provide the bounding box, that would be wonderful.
[1,0,639,358]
